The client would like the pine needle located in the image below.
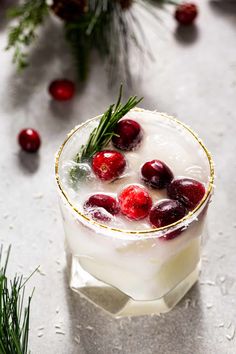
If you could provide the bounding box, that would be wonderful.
[6,0,49,70]
[0,245,36,354]
[6,0,175,81]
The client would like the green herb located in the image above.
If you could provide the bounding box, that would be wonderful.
[69,163,92,184]
[0,245,36,354]
[6,0,49,70]
[64,0,118,82]
[6,0,174,82]
[77,85,142,162]
[69,85,142,182]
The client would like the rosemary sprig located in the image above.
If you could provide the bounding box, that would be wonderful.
[70,85,142,182]
[77,85,142,162]
[0,245,36,354]
[6,0,49,70]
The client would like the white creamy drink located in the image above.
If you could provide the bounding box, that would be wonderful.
[56,108,214,317]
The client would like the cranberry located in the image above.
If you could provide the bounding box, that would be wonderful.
[175,3,198,25]
[92,150,126,181]
[167,177,205,211]
[149,199,187,229]
[141,160,173,189]
[161,228,185,241]
[112,119,142,151]
[118,185,152,220]
[84,194,119,221]
[18,128,41,153]
[48,79,75,101]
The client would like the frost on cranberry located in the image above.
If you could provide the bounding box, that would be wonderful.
[112,119,142,151]
[167,177,205,211]
[84,194,119,221]
[118,184,152,220]
[141,160,173,189]
[149,199,187,231]
[92,150,126,181]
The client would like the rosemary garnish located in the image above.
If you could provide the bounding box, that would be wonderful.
[0,245,36,354]
[70,85,142,182]
[77,85,142,162]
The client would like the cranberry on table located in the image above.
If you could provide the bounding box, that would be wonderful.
[118,184,152,220]
[149,199,187,228]
[175,3,198,25]
[167,177,205,211]
[92,150,126,181]
[18,128,41,153]
[141,160,173,189]
[84,194,120,221]
[112,119,142,151]
[48,79,75,101]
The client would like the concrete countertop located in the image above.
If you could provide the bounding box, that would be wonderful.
[0,1,236,353]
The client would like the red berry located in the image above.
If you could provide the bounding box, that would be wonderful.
[84,194,119,221]
[112,119,142,151]
[92,150,126,181]
[18,128,41,153]
[167,178,205,211]
[118,185,152,220]
[175,3,198,25]
[149,199,187,229]
[161,228,185,241]
[48,79,75,101]
[141,160,173,189]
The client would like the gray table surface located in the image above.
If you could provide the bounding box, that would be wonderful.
[0,0,236,353]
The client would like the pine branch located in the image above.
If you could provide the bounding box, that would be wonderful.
[65,15,93,81]
[64,1,114,81]
[5,0,176,80]
[6,0,49,70]
[0,245,36,354]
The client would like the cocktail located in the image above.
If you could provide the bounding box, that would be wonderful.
[55,94,214,317]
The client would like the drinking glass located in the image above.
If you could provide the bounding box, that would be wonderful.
[55,110,214,317]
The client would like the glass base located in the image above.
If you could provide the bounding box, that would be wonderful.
[69,255,200,318]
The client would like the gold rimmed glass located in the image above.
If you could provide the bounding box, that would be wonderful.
[55,109,214,317]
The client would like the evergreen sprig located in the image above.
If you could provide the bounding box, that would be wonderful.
[6,0,175,81]
[6,0,49,70]
[64,0,117,81]
[0,246,36,354]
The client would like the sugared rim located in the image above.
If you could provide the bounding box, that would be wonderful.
[55,108,215,235]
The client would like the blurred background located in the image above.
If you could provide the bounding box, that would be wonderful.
[0,0,236,353]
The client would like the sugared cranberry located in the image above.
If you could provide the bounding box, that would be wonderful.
[141,160,174,189]
[112,119,142,151]
[18,128,41,153]
[175,3,198,25]
[84,194,119,221]
[167,178,205,211]
[149,199,187,229]
[118,185,152,220]
[92,150,126,181]
[48,79,75,101]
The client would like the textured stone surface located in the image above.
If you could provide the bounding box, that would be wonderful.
[0,1,236,353]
